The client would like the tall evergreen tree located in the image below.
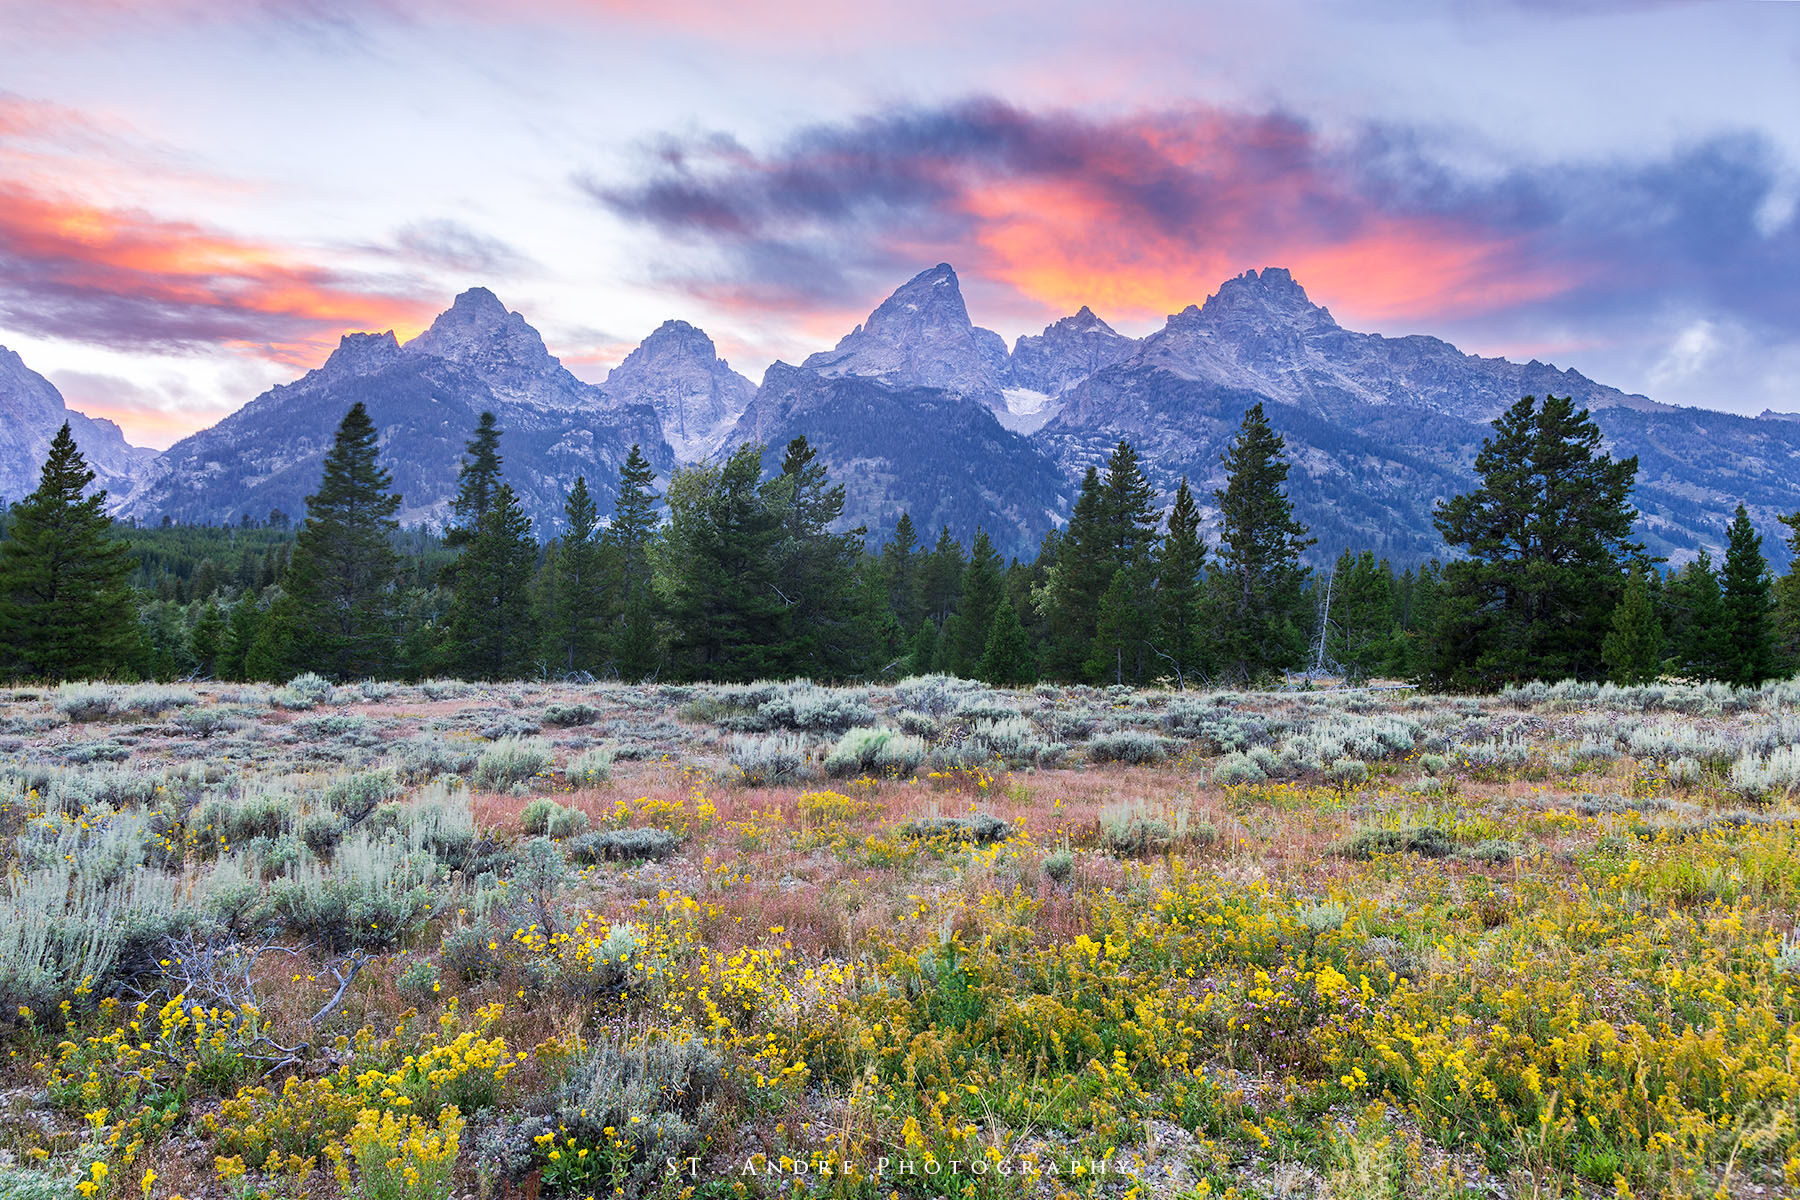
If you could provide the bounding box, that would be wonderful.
[1324,551,1403,681]
[1098,441,1160,572]
[882,512,924,631]
[608,445,661,679]
[0,424,141,679]
[1775,510,1800,673]
[270,403,404,678]
[1720,503,1776,685]
[222,594,262,681]
[1151,479,1207,688]
[1432,395,1639,688]
[1400,562,1445,681]
[447,412,503,545]
[1040,466,1107,678]
[657,445,785,681]
[1086,561,1155,684]
[1663,553,1732,680]
[1207,404,1314,681]
[978,594,1036,686]
[446,483,539,679]
[189,599,226,678]
[908,616,940,677]
[845,557,906,678]
[918,526,965,627]
[769,436,864,677]
[950,530,1004,676]
[1602,564,1663,684]
[540,476,608,675]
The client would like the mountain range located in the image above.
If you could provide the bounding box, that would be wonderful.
[3,264,1798,566]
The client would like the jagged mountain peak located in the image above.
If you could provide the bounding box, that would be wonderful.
[407,287,547,359]
[1193,266,1337,329]
[605,319,755,461]
[396,287,605,412]
[850,263,977,342]
[322,330,403,375]
[1007,304,1139,408]
[801,262,1008,402]
[637,318,719,355]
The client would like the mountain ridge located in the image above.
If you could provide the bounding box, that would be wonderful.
[5,263,1790,568]
[0,346,156,505]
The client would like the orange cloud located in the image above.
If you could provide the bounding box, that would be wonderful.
[964,177,1571,328]
[0,182,433,364]
[595,99,1591,342]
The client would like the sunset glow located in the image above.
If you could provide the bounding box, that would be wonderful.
[0,0,1794,444]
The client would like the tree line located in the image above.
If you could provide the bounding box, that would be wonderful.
[5,394,1800,690]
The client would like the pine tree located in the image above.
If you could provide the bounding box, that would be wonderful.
[908,616,940,677]
[657,445,785,681]
[1433,395,1639,688]
[951,530,1004,676]
[882,512,924,631]
[845,557,905,678]
[1720,503,1776,685]
[1040,466,1106,678]
[1400,562,1445,681]
[541,476,607,675]
[446,483,539,679]
[1151,478,1207,688]
[221,597,260,682]
[609,445,661,679]
[0,424,141,680]
[918,526,965,626]
[978,594,1036,686]
[769,436,864,677]
[1208,404,1314,681]
[1602,564,1663,684]
[1098,441,1160,573]
[190,599,226,678]
[1663,553,1732,680]
[1086,562,1155,684]
[931,614,962,675]
[1325,551,1403,681]
[1039,444,1161,682]
[279,403,403,678]
[1776,510,1800,673]
[447,412,503,546]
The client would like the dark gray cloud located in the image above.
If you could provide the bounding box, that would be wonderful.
[391,218,536,278]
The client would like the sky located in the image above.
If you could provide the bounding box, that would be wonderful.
[1,0,1797,448]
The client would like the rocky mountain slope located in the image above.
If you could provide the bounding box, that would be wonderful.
[726,362,1072,556]
[116,290,671,533]
[1002,306,1138,433]
[91,263,1800,568]
[1038,268,1799,565]
[800,264,1011,407]
[602,320,754,460]
[0,347,155,505]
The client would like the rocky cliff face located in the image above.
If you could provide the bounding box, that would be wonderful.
[724,362,1072,557]
[1007,306,1138,398]
[800,264,1010,405]
[603,320,754,460]
[0,346,155,505]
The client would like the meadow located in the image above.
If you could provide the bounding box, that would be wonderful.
[3,673,1800,1200]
